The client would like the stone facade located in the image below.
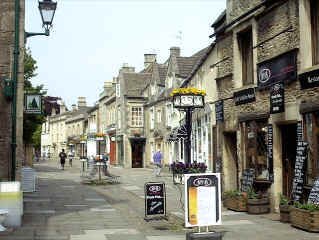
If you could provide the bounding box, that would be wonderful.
[0,0,25,180]
[212,0,319,211]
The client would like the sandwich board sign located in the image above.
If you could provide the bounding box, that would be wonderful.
[185,173,221,227]
[25,94,42,114]
[144,182,166,220]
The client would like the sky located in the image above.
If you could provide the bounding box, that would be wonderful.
[25,0,226,107]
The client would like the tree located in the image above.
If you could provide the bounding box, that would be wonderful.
[23,48,46,147]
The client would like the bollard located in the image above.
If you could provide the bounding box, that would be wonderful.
[186,232,223,240]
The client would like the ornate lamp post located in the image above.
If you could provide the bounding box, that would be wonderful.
[10,0,57,180]
[26,0,57,38]
[171,88,205,164]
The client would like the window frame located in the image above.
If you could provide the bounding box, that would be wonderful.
[131,106,143,127]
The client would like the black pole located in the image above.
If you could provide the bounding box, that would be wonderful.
[185,108,192,164]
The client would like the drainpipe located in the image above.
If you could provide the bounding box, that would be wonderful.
[11,0,20,180]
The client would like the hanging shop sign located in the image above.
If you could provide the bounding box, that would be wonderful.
[241,168,255,192]
[184,173,221,227]
[257,50,297,89]
[308,177,319,205]
[299,68,319,90]
[270,82,285,114]
[144,182,166,219]
[24,94,42,114]
[267,125,274,182]
[291,141,308,202]
[234,88,256,106]
[215,100,224,122]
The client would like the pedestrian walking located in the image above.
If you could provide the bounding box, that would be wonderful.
[59,149,67,170]
[68,150,74,167]
[153,149,163,176]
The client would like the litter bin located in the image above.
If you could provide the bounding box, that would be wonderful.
[186,232,223,240]
[0,181,23,227]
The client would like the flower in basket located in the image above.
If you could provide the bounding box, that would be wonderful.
[170,88,206,97]
[170,161,207,174]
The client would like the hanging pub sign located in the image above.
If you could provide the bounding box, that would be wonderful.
[257,50,297,89]
[24,94,42,114]
[267,125,274,182]
[291,141,308,202]
[270,82,285,114]
[184,173,221,227]
[308,177,319,205]
[299,68,319,90]
[215,100,224,122]
[144,182,166,219]
[234,88,256,106]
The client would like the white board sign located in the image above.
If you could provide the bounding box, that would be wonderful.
[25,94,42,114]
[184,173,221,227]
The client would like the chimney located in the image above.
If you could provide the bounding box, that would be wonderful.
[170,47,180,57]
[77,97,86,109]
[121,63,135,73]
[144,54,156,68]
[71,104,77,111]
[60,101,66,113]
[104,81,113,96]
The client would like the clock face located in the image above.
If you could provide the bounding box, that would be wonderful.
[174,96,181,107]
[181,95,193,106]
[194,96,203,107]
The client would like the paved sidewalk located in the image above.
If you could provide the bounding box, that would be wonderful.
[1,159,319,240]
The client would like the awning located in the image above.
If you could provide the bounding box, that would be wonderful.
[166,125,187,142]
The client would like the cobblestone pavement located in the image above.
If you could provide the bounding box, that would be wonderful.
[1,159,319,240]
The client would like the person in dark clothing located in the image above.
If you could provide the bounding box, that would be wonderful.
[59,149,67,170]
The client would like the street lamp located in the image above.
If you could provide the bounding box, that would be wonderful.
[9,0,57,180]
[171,88,205,164]
[26,0,57,38]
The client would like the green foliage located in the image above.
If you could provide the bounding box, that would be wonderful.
[223,190,244,198]
[23,48,46,147]
[294,202,319,211]
[247,188,258,199]
[279,194,290,205]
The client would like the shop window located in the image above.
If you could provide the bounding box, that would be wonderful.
[311,0,319,65]
[238,28,254,86]
[304,111,319,184]
[244,120,268,179]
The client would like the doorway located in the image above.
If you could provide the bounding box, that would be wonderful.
[280,123,297,198]
[224,132,238,189]
[131,141,144,168]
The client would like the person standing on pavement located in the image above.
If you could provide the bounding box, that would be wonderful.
[68,150,74,167]
[153,149,163,176]
[59,149,67,170]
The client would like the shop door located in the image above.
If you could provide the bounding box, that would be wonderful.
[224,132,238,189]
[110,140,116,165]
[281,124,297,198]
[131,142,143,168]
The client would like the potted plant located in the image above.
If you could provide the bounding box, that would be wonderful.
[170,161,207,184]
[290,202,319,232]
[279,194,291,223]
[223,190,247,212]
[246,188,270,214]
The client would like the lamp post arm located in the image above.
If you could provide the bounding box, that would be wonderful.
[25,29,50,39]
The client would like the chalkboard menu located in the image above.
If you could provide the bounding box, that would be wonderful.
[292,141,308,202]
[241,168,255,192]
[308,177,319,205]
[267,125,274,182]
[297,121,303,142]
[215,100,224,122]
[144,182,166,218]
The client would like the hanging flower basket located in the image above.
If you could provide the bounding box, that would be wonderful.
[170,88,206,97]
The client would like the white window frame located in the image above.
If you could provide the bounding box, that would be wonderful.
[150,107,155,129]
[131,106,143,127]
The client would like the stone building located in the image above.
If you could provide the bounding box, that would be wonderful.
[115,63,149,168]
[210,0,319,211]
[0,0,25,180]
